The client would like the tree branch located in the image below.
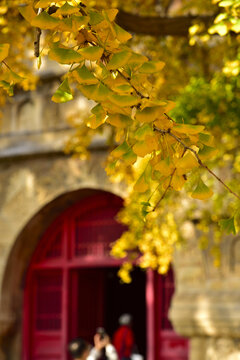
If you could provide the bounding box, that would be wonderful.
[116,10,215,37]
[154,123,240,201]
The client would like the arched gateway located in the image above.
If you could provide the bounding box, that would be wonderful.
[22,191,188,360]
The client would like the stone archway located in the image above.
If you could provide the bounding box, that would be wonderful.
[0,188,118,360]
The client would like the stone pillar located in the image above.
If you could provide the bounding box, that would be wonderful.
[170,221,240,360]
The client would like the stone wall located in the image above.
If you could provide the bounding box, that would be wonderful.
[170,221,240,360]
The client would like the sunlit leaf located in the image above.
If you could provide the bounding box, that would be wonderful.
[173,123,205,135]
[49,42,83,64]
[107,50,132,70]
[31,11,60,30]
[0,43,10,62]
[0,80,13,96]
[191,178,213,200]
[113,23,132,43]
[89,10,104,25]
[134,173,149,193]
[18,4,36,23]
[102,9,118,22]
[79,46,104,61]
[136,106,161,123]
[72,65,98,85]
[122,149,137,165]
[107,113,131,128]
[219,217,236,235]
[138,61,165,74]
[108,93,139,107]
[51,78,73,103]
[198,145,218,160]
[55,2,80,15]
[111,141,131,157]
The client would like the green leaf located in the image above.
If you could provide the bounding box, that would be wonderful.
[0,80,14,96]
[107,50,132,70]
[135,124,153,140]
[31,11,60,29]
[49,42,83,64]
[106,113,131,128]
[79,46,104,61]
[51,78,73,103]
[111,141,131,158]
[219,217,236,235]
[55,2,80,15]
[79,83,110,102]
[191,178,213,200]
[138,61,165,74]
[198,145,218,160]
[122,149,137,165]
[73,65,98,85]
[136,106,161,123]
[0,43,10,62]
[113,23,132,43]
[89,10,104,25]
[18,4,36,23]
[108,93,139,107]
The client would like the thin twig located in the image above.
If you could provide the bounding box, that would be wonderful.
[2,61,11,70]
[117,70,149,99]
[34,8,43,58]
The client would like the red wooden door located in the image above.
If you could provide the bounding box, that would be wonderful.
[29,270,63,360]
[70,269,105,344]
[155,270,188,360]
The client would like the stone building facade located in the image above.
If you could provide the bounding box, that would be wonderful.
[0,77,240,360]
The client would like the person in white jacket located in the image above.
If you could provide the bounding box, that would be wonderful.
[68,332,119,360]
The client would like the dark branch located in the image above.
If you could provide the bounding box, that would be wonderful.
[116,10,215,37]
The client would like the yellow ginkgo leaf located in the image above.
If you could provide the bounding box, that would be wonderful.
[108,93,139,107]
[175,152,199,175]
[102,9,119,22]
[49,42,83,64]
[198,145,218,161]
[138,61,165,74]
[134,174,149,193]
[72,65,98,85]
[133,140,154,157]
[154,158,175,177]
[154,114,174,130]
[86,114,105,129]
[79,46,104,61]
[106,113,131,128]
[31,11,60,29]
[34,0,52,7]
[0,43,10,62]
[136,106,161,123]
[171,174,186,191]
[107,50,132,70]
[135,124,154,140]
[145,135,159,151]
[18,4,36,23]
[51,78,73,103]
[122,149,137,165]
[113,23,132,43]
[173,123,205,135]
[191,178,213,200]
[55,2,80,15]
[111,141,131,158]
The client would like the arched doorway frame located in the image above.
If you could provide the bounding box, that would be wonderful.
[0,189,129,360]
[22,190,155,360]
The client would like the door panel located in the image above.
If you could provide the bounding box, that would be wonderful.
[30,271,63,360]
[70,269,105,344]
[155,270,188,360]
